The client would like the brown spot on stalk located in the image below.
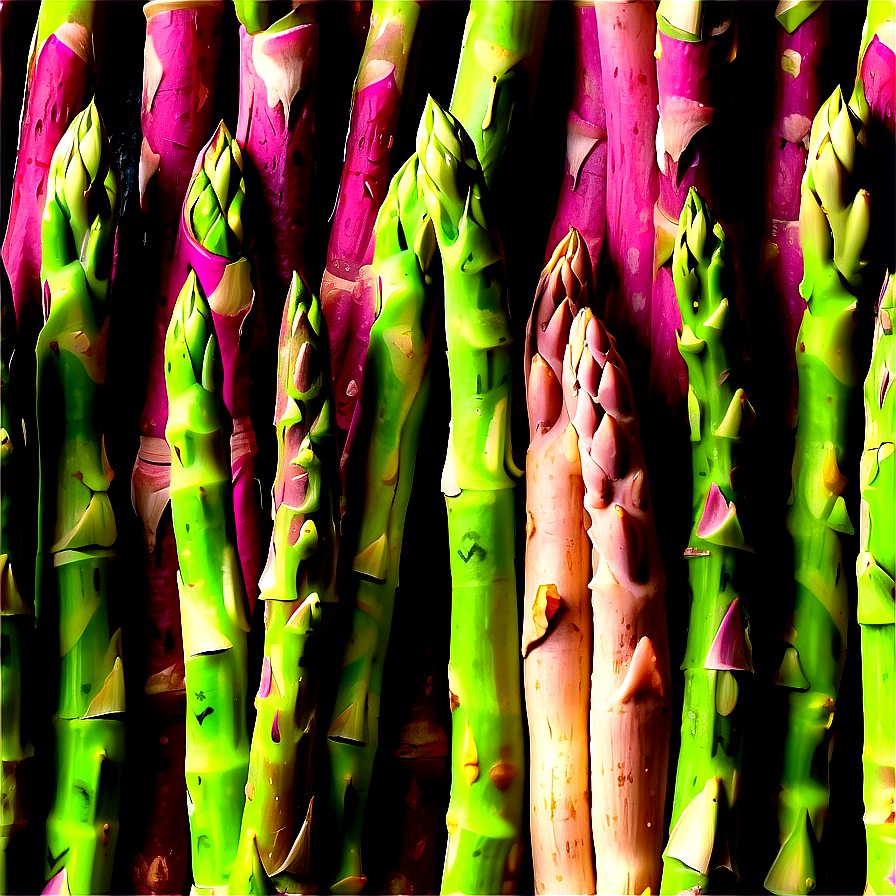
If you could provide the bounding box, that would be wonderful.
[449,690,459,711]
[490,758,518,791]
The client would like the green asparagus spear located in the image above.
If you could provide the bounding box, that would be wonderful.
[661,189,754,895]
[417,97,524,896]
[766,85,870,896]
[858,273,895,896]
[230,273,339,893]
[36,99,124,896]
[326,151,437,895]
[165,270,251,894]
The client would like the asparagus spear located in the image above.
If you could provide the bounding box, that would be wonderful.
[1,309,35,896]
[181,121,264,610]
[131,7,224,890]
[36,99,125,896]
[660,189,754,896]
[417,97,524,896]
[858,272,895,896]
[766,86,870,896]
[327,150,437,895]
[231,273,339,892]
[448,0,549,194]
[165,270,251,893]
[319,0,423,477]
[593,0,659,399]
[544,3,607,264]
[562,306,671,895]
[235,2,318,290]
[2,0,97,346]
[522,229,594,895]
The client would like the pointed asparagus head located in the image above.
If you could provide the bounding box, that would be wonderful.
[185,121,247,260]
[42,98,118,313]
[801,87,870,292]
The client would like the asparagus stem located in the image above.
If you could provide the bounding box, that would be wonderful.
[231,273,339,892]
[327,150,437,895]
[522,229,595,895]
[417,97,524,896]
[37,99,124,896]
[165,271,251,893]
[661,189,754,896]
[766,86,870,896]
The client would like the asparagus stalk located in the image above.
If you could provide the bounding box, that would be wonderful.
[766,86,870,896]
[448,0,550,194]
[593,0,659,398]
[849,0,895,135]
[522,229,594,895]
[544,3,607,265]
[231,273,339,892]
[235,2,318,290]
[327,149,437,895]
[858,272,895,896]
[660,189,754,896]
[1,310,35,896]
[165,269,251,894]
[417,97,524,896]
[650,0,735,418]
[36,99,125,896]
[2,0,97,346]
[131,7,224,890]
[319,0,422,477]
[180,121,264,610]
[562,306,671,895]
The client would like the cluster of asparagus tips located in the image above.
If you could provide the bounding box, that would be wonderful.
[232,273,338,893]
[562,304,671,896]
[522,229,595,895]
[416,97,524,896]
[661,189,754,896]
[858,273,895,896]
[36,99,125,896]
[326,148,436,895]
[164,270,251,893]
[767,85,868,896]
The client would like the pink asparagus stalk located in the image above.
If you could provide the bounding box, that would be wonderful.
[320,0,422,482]
[2,1,97,346]
[235,3,318,289]
[649,1,735,417]
[543,2,607,265]
[760,2,830,444]
[563,307,671,896]
[593,0,659,399]
[522,229,595,895]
